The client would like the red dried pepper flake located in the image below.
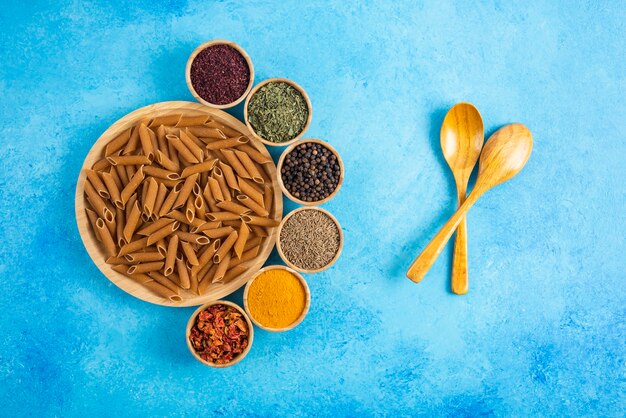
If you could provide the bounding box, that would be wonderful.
[189,304,249,365]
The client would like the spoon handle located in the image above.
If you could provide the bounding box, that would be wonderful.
[451,186,469,294]
[406,189,482,283]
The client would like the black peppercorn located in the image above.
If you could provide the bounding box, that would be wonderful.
[281,142,341,202]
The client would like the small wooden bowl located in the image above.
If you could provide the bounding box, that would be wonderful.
[185,40,255,109]
[243,265,311,332]
[276,207,343,274]
[243,77,312,147]
[186,300,254,368]
[277,139,344,205]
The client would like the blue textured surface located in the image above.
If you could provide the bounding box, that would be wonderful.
[1,1,625,416]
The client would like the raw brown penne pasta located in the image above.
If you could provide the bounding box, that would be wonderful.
[96,218,117,257]
[143,165,180,180]
[219,161,240,191]
[92,157,111,172]
[159,182,182,216]
[165,210,205,228]
[147,271,181,294]
[127,261,164,274]
[216,123,241,138]
[191,221,222,233]
[146,221,180,246]
[216,200,250,215]
[236,144,272,164]
[156,150,179,171]
[152,183,168,219]
[192,240,220,275]
[189,126,227,139]
[138,123,155,161]
[126,165,135,182]
[240,214,279,227]
[201,226,235,238]
[222,264,248,283]
[238,177,264,207]
[180,241,200,266]
[172,173,199,209]
[221,148,251,179]
[85,208,101,242]
[183,129,206,148]
[156,125,168,157]
[175,231,210,245]
[120,166,145,205]
[213,167,231,201]
[105,128,131,156]
[185,195,195,223]
[179,130,205,162]
[149,114,181,127]
[124,252,164,263]
[85,180,114,222]
[116,164,130,189]
[207,177,224,202]
[164,235,178,276]
[243,236,263,251]
[221,220,242,228]
[101,171,123,208]
[122,125,140,155]
[194,195,206,220]
[106,256,133,265]
[233,222,250,259]
[237,194,269,216]
[207,212,241,222]
[263,184,273,212]
[167,134,200,164]
[143,177,159,217]
[212,252,231,284]
[118,237,149,257]
[123,200,142,242]
[109,166,124,191]
[115,207,126,247]
[234,149,264,184]
[137,217,174,236]
[110,265,181,301]
[230,245,260,268]
[176,256,191,289]
[85,169,110,199]
[166,135,180,166]
[192,182,202,197]
[180,159,218,178]
[108,155,152,166]
[250,225,269,237]
[104,210,116,238]
[156,239,167,257]
[198,264,218,293]
[176,115,209,127]
[205,137,248,150]
[214,230,238,263]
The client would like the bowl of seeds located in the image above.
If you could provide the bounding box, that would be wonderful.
[244,78,312,147]
[277,139,344,205]
[186,40,255,109]
[276,207,343,274]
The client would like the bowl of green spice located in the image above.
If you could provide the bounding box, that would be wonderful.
[244,78,312,147]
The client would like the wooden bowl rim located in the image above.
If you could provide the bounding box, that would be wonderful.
[185,300,254,368]
[74,101,282,307]
[276,138,344,206]
[185,39,255,109]
[276,207,343,274]
[242,265,311,332]
[243,77,312,147]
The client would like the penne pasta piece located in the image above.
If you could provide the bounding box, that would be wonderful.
[115,163,129,186]
[179,130,205,162]
[234,149,264,184]
[240,214,279,227]
[167,134,200,164]
[85,180,114,222]
[95,218,117,257]
[137,217,175,236]
[198,264,218,293]
[236,144,273,164]
[212,252,231,284]
[180,241,199,266]
[149,114,181,127]
[202,182,220,212]
[236,194,269,216]
[174,231,210,245]
[143,177,159,217]
[152,183,168,219]
[165,210,205,228]
[176,256,191,289]
[185,195,195,224]
[221,148,251,179]
[155,150,180,172]
[222,264,248,282]
[104,209,116,239]
[192,239,220,276]
[250,225,269,237]
[216,200,250,215]
[106,256,133,265]
[92,157,111,172]
[230,245,261,268]
[126,164,137,183]
[189,126,227,139]
[233,222,250,259]
[172,173,199,209]
[115,207,126,247]
[146,221,180,246]
[124,251,164,263]
[243,236,263,252]
[221,220,242,228]
[207,177,224,202]
[216,124,241,138]
[191,221,222,233]
[158,181,182,217]
[194,194,206,220]
[85,207,101,242]
[207,212,241,222]
[147,271,181,294]
[156,125,168,158]
[85,169,110,199]
[199,170,209,189]
[212,167,231,201]
[183,129,206,148]
[201,226,235,239]
[263,184,273,213]
[238,177,264,207]
[156,239,167,257]
[205,136,248,150]
[122,125,140,155]
[118,237,149,257]
[120,166,145,205]
[107,155,152,166]
[164,235,178,276]
[219,161,240,191]
[213,230,238,263]
[180,159,218,178]
[176,115,209,127]
[143,165,180,180]
[109,166,123,191]
[138,123,155,160]
[127,261,165,274]
[111,265,181,301]
[166,135,181,168]
[123,200,142,242]
[105,128,132,156]
[192,182,202,196]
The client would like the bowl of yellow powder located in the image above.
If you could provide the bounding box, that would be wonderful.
[243,265,310,332]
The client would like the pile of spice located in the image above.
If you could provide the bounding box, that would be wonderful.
[247,81,309,143]
[189,44,250,105]
[246,268,307,329]
[188,303,249,364]
[281,142,341,202]
[279,209,341,271]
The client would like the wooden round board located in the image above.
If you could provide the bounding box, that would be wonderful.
[75,101,283,307]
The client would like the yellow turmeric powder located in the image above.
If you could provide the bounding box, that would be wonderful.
[247,268,306,328]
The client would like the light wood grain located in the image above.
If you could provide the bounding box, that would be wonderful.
[407,123,533,284]
[276,138,344,206]
[185,40,255,109]
[243,77,312,147]
[440,103,484,295]
[185,300,254,368]
[75,101,283,307]
[276,207,343,274]
[242,265,311,332]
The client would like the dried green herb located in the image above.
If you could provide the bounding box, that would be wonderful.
[247,82,309,143]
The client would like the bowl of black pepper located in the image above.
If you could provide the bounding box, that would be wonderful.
[277,139,344,205]
[186,40,254,109]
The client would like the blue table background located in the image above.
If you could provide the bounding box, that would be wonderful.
[1,1,624,416]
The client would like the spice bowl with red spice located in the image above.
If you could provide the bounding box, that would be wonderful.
[186,40,255,109]
[186,300,254,368]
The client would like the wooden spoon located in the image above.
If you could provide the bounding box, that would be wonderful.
[441,103,484,295]
[407,123,532,284]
